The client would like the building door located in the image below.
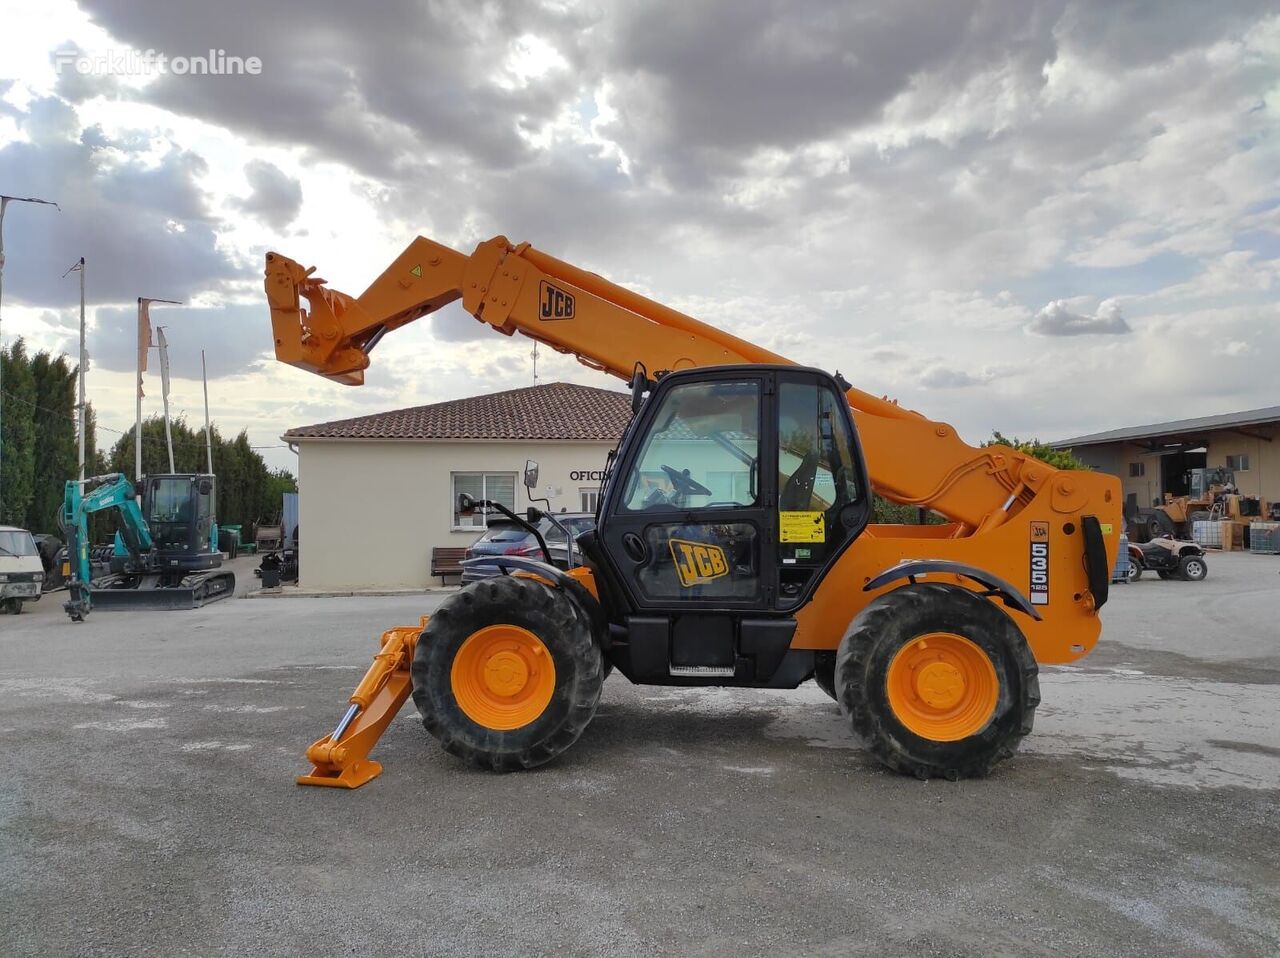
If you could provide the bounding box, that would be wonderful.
[1160,450,1205,500]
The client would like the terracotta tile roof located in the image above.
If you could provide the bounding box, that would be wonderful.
[285,382,632,441]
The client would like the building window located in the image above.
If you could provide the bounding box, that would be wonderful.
[452,472,516,528]
[580,488,599,513]
[1226,454,1250,472]
[1128,462,1145,478]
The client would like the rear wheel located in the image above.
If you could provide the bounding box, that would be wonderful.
[1178,555,1208,581]
[835,583,1038,780]
[812,653,837,700]
[1126,560,1143,583]
[412,575,603,772]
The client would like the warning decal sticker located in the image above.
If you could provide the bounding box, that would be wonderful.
[780,511,825,543]
[1029,520,1049,606]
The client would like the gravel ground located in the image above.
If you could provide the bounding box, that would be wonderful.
[1,552,1277,957]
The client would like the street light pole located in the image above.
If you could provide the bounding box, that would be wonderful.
[0,194,58,521]
[62,257,87,481]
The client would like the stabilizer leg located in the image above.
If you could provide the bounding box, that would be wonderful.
[297,617,428,789]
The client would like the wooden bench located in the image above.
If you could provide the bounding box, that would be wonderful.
[430,547,468,585]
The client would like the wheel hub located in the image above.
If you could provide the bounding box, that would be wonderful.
[451,624,556,730]
[483,650,531,697]
[916,661,964,709]
[885,632,1000,742]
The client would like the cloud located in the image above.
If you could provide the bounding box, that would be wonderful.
[91,302,271,379]
[0,97,242,308]
[231,160,302,230]
[1028,298,1132,336]
[919,366,990,389]
[3,1,1278,468]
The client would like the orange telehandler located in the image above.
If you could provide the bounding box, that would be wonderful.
[264,233,1121,788]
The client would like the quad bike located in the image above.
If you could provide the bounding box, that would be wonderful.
[1127,537,1208,582]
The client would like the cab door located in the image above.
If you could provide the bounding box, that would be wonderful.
[600,372,771,612]
[595,366,870,682]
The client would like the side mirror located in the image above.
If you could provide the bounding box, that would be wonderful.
[458,493,477,516]
[527,507,543,523]
[197,479,213,496]
[523,459,540,490]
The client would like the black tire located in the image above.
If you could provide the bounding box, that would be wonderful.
[1178,555,1208,581]
[834,582,1039,780]
[1126,559,1143,583]
[812,652,837,700]
[412,575,603,772]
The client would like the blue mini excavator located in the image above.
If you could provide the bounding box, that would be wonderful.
[62,472,235,621]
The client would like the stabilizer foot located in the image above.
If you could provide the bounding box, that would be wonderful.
[297,759,383,789]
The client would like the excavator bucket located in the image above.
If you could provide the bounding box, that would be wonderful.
[296,618,428,789]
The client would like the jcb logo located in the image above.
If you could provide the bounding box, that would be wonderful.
[539,281,575,320]
[670,538,729,588]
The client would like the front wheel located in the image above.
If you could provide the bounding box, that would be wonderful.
[1127,560,1143,583]
[1178,555,1208,581]
[412,575,603,772]
[835,583,1039,780]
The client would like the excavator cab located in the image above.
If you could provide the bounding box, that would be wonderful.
[583,365,871,685]
[139,474,222,571]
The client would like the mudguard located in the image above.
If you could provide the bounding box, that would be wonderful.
[863,559,1042,621]
[462,556,610,647]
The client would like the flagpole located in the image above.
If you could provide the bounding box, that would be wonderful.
[201,349,213,474]
[156,327,175,473]
[136,296,181,483]
[77,258,86,481]
[136,297,144,483]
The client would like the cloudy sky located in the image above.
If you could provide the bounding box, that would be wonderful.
[0,1,1276,472]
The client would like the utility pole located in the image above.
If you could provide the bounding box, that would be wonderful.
[0,194,58,518]
[62,258,86,480]
[201,349,213,474]
[135,296,180,482]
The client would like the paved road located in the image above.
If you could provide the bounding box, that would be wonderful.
[1,553,1277,956]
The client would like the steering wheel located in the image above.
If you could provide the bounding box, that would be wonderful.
[661,464,712,498]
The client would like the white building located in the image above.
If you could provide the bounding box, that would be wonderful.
[285,382,632,590]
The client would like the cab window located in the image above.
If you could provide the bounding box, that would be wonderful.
[622,380,760,512]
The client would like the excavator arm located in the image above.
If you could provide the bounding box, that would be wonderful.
[61,473,153,620]
[267,235,1065,532]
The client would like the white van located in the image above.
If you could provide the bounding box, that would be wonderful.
[0,526,44,614]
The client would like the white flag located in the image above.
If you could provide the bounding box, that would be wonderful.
[156,327,172,402]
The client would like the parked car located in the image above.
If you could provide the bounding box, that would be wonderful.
[0,526,45,614]
[1127,536,1208,582]
[462,513,595,583]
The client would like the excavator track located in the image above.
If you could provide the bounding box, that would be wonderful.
[81,570,236,613]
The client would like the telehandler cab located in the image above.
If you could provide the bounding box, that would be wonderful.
[264,232,1121,787]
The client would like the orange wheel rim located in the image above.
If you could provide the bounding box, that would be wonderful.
[451,625,556,730]
[886,632,998,742]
